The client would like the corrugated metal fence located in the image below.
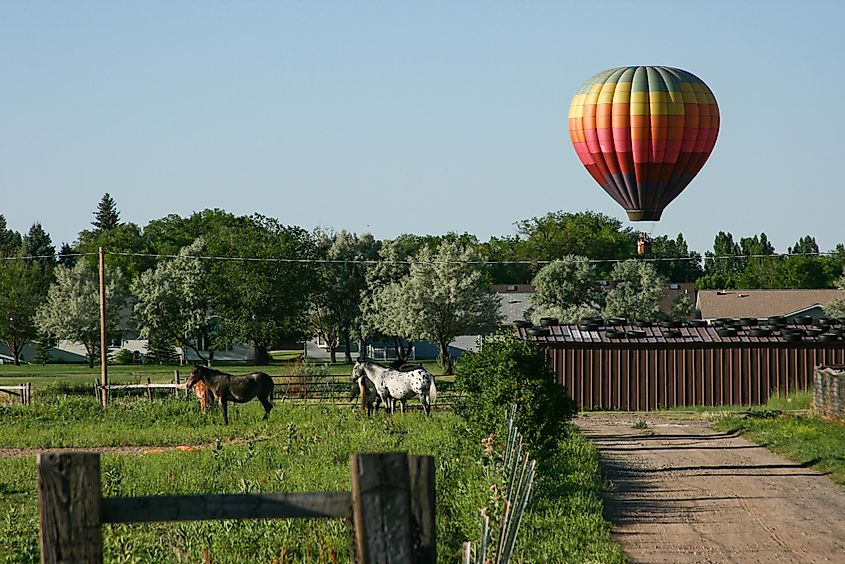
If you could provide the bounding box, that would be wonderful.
[520,324,845,410]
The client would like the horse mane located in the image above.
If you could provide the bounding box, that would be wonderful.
[193,364,229,378]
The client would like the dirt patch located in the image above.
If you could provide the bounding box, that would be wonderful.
[577,412,845,563]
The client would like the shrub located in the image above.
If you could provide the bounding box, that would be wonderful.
[454,332,578,456]
[111,349,134,365]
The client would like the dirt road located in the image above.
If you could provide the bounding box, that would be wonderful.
[576,413,845,563]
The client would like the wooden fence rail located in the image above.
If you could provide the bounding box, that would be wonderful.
[0,383,31,405]
[37,451,435,563]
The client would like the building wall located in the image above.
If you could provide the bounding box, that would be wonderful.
[549,342,845,410]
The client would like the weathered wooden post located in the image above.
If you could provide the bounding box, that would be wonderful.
[37,452,104,563]
[25,382,32,405]
[146,378,153,402]
[174,370,181,398]
[350,453,435,563]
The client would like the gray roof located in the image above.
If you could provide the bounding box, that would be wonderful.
[696,289,845,320]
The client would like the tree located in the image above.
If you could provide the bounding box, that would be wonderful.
[204,215,318,364]
[22,222,55,271]
[57,242,77,268]
[0,258,45,365]
[789,235,819,256]
[35,261,127,368]
[360,237,416,364]
[0,214,22,257]
[131,238,219,365]
[603,260,667,321]
[647,233,703,282]
[824,271,845,319]
[700,231,743,289]
[311,230,380,363]
[369,241,501,374]
[529,256,604,323]
[514,211,635,275]
[454,332,578,456]
[92,193,121,232]
[670,294,695,320]
[76,222,150,281]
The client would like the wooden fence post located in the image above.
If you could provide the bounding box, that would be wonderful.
[350,453,435,564]
[146,378,153,402]
[37,452,104,564]
[174,370,180,398]
[408,455,436,562]
[26,382,32,405]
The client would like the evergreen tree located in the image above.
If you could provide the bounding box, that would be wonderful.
[92,193,121,232]
[22,222,55,270]
[146,334,179,364]
[57,242,77,268]
[0,214,22,257]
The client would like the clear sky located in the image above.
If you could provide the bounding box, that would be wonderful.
[2,1,843,255]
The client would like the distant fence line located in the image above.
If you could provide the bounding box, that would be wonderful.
[90,370,460,410]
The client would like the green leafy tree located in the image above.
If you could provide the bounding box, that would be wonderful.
[312,230,380,363]
[670,294,695,320]
[514,211,636,276]
[369,241,501,374]
[0,214,22,257]
[824,272,845,318]
[145,334,179,364]
[648,233,703,282]
[35,261,127,368]
[478,234,532,284]
[204,215,318,364]
[132,238,219,365]
[0,258,45,365]
[92,193,120,232]
[529,256,604,323]
[76,223,151,281]
[360,237,416,364]
[455,332,578,456]
[789,235,819,256]
[603,260,667,321]
[700,231,743,289]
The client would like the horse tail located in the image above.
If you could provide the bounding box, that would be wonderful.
[429,377,436,405]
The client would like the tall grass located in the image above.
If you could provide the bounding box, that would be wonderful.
[0,400,621,563]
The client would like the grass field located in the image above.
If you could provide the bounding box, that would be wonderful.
[714,391,845,486]
[0,396,622,563]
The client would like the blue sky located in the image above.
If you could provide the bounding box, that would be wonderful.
[2,1,843,255]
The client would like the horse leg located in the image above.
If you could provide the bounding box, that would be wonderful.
[421,393,431,416]
[259,395,272,420]
[221,398,229,425]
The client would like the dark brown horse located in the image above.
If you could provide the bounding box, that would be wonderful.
[186,365,274,425]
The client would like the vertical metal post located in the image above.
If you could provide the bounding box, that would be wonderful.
[98,247,108,406]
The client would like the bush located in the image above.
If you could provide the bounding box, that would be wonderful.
[111,349,134,365]
[454,332,578,456]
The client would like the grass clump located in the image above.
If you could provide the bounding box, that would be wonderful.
[715,392,845,485]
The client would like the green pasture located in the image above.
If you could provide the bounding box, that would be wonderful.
[0,399,622,563]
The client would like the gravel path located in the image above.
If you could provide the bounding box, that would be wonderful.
[576,412,845,563]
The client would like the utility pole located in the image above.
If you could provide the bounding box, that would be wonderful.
[99,247,108,406]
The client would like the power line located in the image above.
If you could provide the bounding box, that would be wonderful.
[2,250,843,266]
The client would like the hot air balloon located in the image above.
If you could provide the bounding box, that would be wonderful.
[568,66,719,222]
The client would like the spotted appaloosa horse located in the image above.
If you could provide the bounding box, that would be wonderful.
[186,364,274,425]
[351,359,436,415]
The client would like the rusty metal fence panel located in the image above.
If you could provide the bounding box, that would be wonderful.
[548,343,845,411]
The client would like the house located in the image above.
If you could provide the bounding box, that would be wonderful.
[696,289,845,322]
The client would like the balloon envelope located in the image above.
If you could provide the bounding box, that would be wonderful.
[568,66,719,221]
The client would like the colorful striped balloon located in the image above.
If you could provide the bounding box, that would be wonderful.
[568,66,719,221]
